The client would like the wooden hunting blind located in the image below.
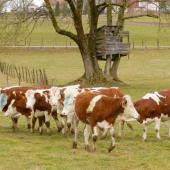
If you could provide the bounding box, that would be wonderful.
[96,25,130,60]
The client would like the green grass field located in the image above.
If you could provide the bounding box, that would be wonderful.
[0,48,170,170]
[1,15,170,46]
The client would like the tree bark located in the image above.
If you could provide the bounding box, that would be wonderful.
[104,0,112,79]
[110,55,121,81]
[110,0,126,80]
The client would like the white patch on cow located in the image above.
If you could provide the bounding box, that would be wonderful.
[90,87,118,92]
[34,111,46,117]
[161,113,170,122]
[26,89,49,110]
[25,90,36,109]
[4,99,18,117]
[86,95,103,113]
[61,86,81,116]
[143,124,147,141]
[3,86,20,90]
[84,124,90,145]
[34,89,49,103]
[123,95,139,120]
[44,111,50,122]
[97,120,111,138]
[12,91,16,96]
[143,118,155,125]
[97,120,110,129]
[49,87,61,109]
[142,92,165,105]
[93,126,98,137]
[155,117,161,140]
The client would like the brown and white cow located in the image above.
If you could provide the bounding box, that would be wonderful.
[73,91,139,152]
[135,90,170,141]
[49,84,81,133]
[61,87,123,126]
[0,86,50,132]
[0,86,36,131]
[25,88,61,134]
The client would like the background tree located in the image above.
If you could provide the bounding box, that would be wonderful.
[0,0,45,45]
[44,0,161,85]
[55,2,60,16]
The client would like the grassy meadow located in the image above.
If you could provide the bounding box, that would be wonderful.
[0,48,169,170]
[1,15,170,46]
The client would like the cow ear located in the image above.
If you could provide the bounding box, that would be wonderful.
[122,98,127,108]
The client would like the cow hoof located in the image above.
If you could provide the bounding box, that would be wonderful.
[31,129,35,133]
[92,147,96,152]
[57,126,62,133]
[92,135,98,142]
[67,123,71,129]
[117,136,121,142]
[12,126,16,132]
[85,145,91,152]
[39,130,43,135]
[108,145,115,153]
[72,142,77,149]
[143,138,147,142]
[70,128,75,135]
[27,124,31,129]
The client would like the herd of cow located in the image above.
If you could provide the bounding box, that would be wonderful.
[0,85,169,152]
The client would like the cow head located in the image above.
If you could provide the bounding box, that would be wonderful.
[0,93,8,112]
[25,90,36,110]
[121,95,139,120]
[49,87,61,110]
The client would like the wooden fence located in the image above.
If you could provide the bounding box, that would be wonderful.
[0,61,48,86]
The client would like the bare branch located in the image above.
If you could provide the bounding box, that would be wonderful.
[96,2,123,15]
[44,0,78,43]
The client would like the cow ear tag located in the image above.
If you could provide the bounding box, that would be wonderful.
[0,94,8,111]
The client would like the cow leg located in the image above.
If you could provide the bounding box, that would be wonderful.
[61,117,67,134]
[118,120,125,140]
[108,127,116,153]
[155,117,161,140]
[72,116,79,149]
[92,126,98,152]
[11,117,18,132]
[31,116,37,133]
[38,116,44,135]
[143,123,147,141]
[44,112,51,134]
[84,124,91,152]
[52,114,62,132]
[25,116,31,129]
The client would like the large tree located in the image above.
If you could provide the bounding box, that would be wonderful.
[44,0,161,84]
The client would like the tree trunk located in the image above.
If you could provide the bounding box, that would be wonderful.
[104,0,112,79]
[104,55,112,80]
[110,1,126,81]
[78,40,105,83]
[110,55,121,81]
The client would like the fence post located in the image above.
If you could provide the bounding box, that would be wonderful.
[142,40,144,48]
[41,38,44,48]
[157,39,160,49]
